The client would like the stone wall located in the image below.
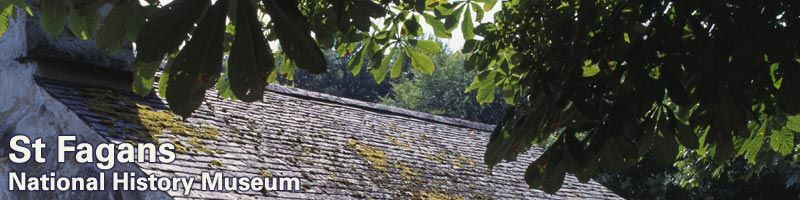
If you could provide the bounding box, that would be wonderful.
[0,10,169,200]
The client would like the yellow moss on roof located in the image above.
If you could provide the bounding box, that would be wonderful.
[259,169,273,177]
[347,139,389,172]
[389,136,412,149]
[188,137,215,155]
[419,191,464,200]
[395,162,418,180]
[82,89,219,145]
[208,159,225,168]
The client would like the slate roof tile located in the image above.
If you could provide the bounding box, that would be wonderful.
[35,77,622,199]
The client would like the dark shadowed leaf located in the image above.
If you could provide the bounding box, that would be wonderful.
[261,0,326,73]
[40,0,67,36]
[69,7,98,40]
[653,115,679,165]
[166,0,228,117]
[133,0,210,96]
[96,0,142,53]
[228,0,274,102]
[777,61,800,114]
[670,110,698,149]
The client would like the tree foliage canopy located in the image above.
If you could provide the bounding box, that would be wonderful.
[473,0,800,193]
[2,0,800,194]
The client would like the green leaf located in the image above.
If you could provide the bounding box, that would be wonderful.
[434,3,457,16]
[403,18,422,36]
[465,76,481,93]
[133,61,160,96]
[444,5,463,31]
[770,127,794,156]
[482,0,497,11]
[476,72,496,104]
[372,48,394,83]
[133,0,210,96]
[96,0,141,53]
[215,67,237,100]
[261,0,326,73]
[787,115,800,132]
[165,0,228,117]
[40,0,67,36]
[0,5,12,37]
[390,50,404,78]
[623,32,631,43]
[461,9,474,40]
[581,62,599,77]
[348,41,371,76]
[411,39,442,53]
[68,7,98,40]
[0,0,28,34]
[471,2,484,21]
[228,0,274,102]
[743,123,765,164]
[276,54,297,81]
[423,13,450,38]
[158,55,174,98]
[348,49,365,75]
[405,46,435,74]
[4,0,28,14]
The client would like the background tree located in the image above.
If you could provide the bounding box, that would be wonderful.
[277,50,393,102]
[381,52,506,123]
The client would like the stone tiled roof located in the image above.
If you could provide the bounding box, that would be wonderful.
[35,77,622,199]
